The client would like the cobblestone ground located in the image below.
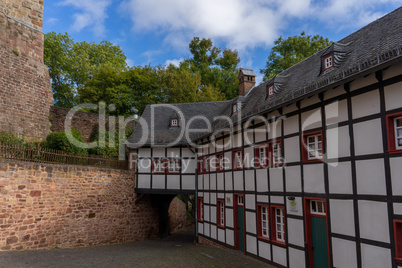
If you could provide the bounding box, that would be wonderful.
[0,231,275,268]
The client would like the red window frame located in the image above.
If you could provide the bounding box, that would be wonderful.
[270,205,286,246]
[257,204,270,242]
[171,118,178,127]
[216,153,224,172]
[254,143,268,168]
[167,159,181,174]
[268,140,283,166]
[217,199,225,228]
[302,130,324,163]
[386,112,402,154]
[395,220,402,262]
[267,85,274,98]
[232,104,237,114]
[324,54,333,70]
[152,159,165,174]
[197,198,204,222]
[232,149,243,170]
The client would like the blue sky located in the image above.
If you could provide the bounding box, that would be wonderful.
[43,1,402,83]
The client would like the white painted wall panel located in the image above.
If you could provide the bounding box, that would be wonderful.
[287,218,304,247]
[204,206,210,222]
[233,133,242,148]
[211,225,217,240]
[210,206,216,223]
[210,192,217,205]
[258,241,271,260]
[303,164,325,193]
[349,73,377,91]
[268,121,282,140]
[353,119,383,156]
[246,235,257,255]
[301,95,320,108]
[137,175,151,188]
[256,169,268,192]
[245,170,255,191]
[325,99,349,125]
[246,211,256,234]
[352,90,380,119]
[327,125,351,159]
[356,159,386,195]
[203,174,210,190]
[167,148,180,157]
[182,175,195,190]
[272,245,287,267]
[225,172,233,191]
[217,193,224,199]
[209,142,215,154]
[271,196,284,204]
[215,138,223,152]
[198,174,204,190]
[244,147,253,169]
[217,173,224,191]
[255,126,267,143]
[182,159,195,174]
[224,152,231,170]
[358,200,390,243]
[257,195,269,203]
[152,175,165,189]
[198,222,203,235]
[226,208,234,228]
[330,199,355,236]
[182,148,194,158]
[233,171,244,191]
[152,148,165,157]
[226,229,234,246]
[167,175,180,190]
[285,165,302,192]
[289,247,306,268]
[204,192,210,204]
[245,194,255,210]
[391,157,402,195]
[270,168,283,192]
[204,222,210,236]
[244,129,254,146]
[138,148,151,157]
[138,159,151,173]
[328,161,353,194]
[324,86,346,100]
[283,103,298,114]
[284,136,300,163]
[361,243,392,268]
[301,108,322,131]
[218,228,225,243]
[332,238,357,268]
[284,115,299,136]
[394,203,402,215]
[383,62,402,80]
[210,174,216,190]
[385,82,402,111]
[286,197,303,217]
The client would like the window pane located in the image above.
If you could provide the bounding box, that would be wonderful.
[396,118,402,127]
[398,129,402,137]
[399,138,402,146]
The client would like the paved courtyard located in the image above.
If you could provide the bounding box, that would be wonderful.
[0,231,274,268]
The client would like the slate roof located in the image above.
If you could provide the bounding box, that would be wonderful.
[239,68,256,77]
[128,7,402,147]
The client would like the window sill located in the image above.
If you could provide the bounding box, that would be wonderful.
[271,240,286,247]
[257,236,270,243]
[302,158,323,163]
[217,225,225,229]
[388,149,402,154]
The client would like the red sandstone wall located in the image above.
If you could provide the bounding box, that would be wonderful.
[168,197,190,233]
[0,160,159,250]
[0,0,44,31]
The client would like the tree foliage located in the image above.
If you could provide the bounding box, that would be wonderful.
[260,32,332,80]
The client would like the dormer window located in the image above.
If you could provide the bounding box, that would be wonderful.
[171,119,178,127]
[324,55,333,70]
[232,104,238,114]
[268,85,274,98]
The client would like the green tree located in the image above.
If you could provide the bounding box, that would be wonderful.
[260,32,332,80]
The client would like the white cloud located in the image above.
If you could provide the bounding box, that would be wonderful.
[165,58,184,67]
[59,0,112,37]
[119,0,402,51]
[126,58,134,67]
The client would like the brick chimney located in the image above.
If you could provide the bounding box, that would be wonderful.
[238,68,256,96]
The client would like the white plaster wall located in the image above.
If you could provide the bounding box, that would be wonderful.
[284,115,299,136]
[325,99,348,125]
[224,152,231,170]
[217,173,224,190]
[210,206,216,223]
[284,136,300,163]
[332,238,357,268]
[272,245,287,267]
[204,206,210,222]
[353,119,383,156]
[210,192,217,205]
[182,159,196,174]
[198,174,203,190]
[204,222,210,236]
[217,193,224,199]
[301,108,322,131]
[326,125,351,159]
[198,222,203,235]
[245,194,255,210]
[182,175,195,190]
[289,247,306,268]
[256,169,268,192]
[204,192,210,204]
[244,128,254,146]
[271,196,284,205]
[233,171,244,191]
[182,148,195,158]
[255,126,267,143]
[167,175,180,189]
[218,228,225,243]
[153,148,165,157]
[285,166,302,192]
[226,229,234,246]
[246,235,257,255]
[349,73,377,91]
[233,133,242,148]
[226,208,234,228]
[328,161,353,194]
[330,199,355,236]
[270,168,283,192]
[167,148,180,157]
[301,95,320,108]
[268,121,282,140]
[245,170,255,191]
[283,103,298,114]
[244,147,253,169]
[210,173,216,190]
[358,200,390,243]
[287,218,304,247]
[246,211,256,234]
[224,136,231,151]
[303,164,325,193]
[258,241,271,260]
[352,90,380,119]
[138,148,151,157]
[324,86,346,100]
[225,193,233,207]
[209,155,216,173]
[286,197,303,217]
[137,174,151,188]
[390,157,402,195]
[215,138,223,152]
[394,203,402,215]
[138,159,151,173]
[225,172,233,191]
[209,142,215,154]
[152,175,165,189]
[385,82,402,111]
[257,195,269,203]
[383,62,402,80]
[211,225,217,240]
[361,243,392,268]
[356,159,386,195]
[203,174,210,190]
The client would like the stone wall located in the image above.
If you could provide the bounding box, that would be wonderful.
[168,197,190,233]
[0,160,159,250]
[0,0,53,140]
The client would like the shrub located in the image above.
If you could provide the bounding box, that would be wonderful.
[0,132,25,145]
[43,128,88,155]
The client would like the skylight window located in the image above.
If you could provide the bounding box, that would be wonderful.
[324,55,333,70]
